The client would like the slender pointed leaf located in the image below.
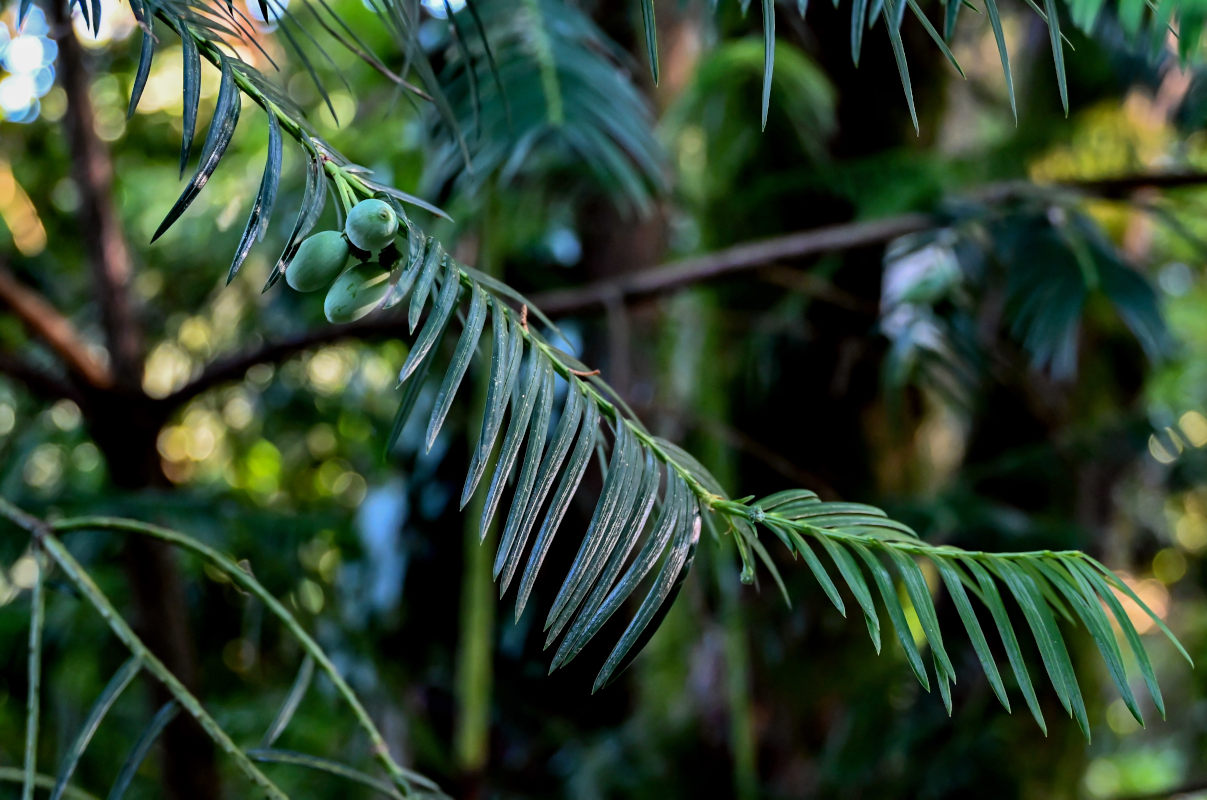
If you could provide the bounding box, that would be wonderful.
[944,0,960,37]
[126,20,154,119]
[802,514,918,537]
[963,558,1047,733]
[887,549,954,679]
[444,0,480,132]
[983,0,1017,121]
[640,0,659,84]
[760,0,775,129]
[398,264,461,385]
[464,0,510,125]
[385,325,444,454]
[260,656,314,747]
[567,477,684,666]
[777,524,846,616]
[852,0,870,63]
[780,502,889,520]
[359,177,452,220]
[881,0,919,133]
[1070,559,1166,716]
[755,490,819,511]
[593,499,700,691]
[748,533,791,606]
[106,702,180,800]
[70,0,90,36]
[480,356,545,538]
[935,651,953,714]
[988,560,1086,732]
[425,282,488,450]
[493,363,555,592]
[266,151,324,293]
[1083,558,1192,664]
[546,442,660,644]
[463,304,524,508]
[399,4,470,168]
[381,230,427,309]
[23,548,45,800]
[851,543,930,690]
[933,556,1011,711]
[520,400,601,602]
[228,112,282,283]
[250,746,443,794]
[554,458,667,665]
[1030,559,1142,724]
[50,657,142,800]
[1042,0,1069,114]
[507,387,590,610]
[459,264,567,345]
[152,61,241,242]
[868,0,885,24]
[818,537,881,652]
[409,242,444,334]
[906,0,964,77]
[179,31,202,177]
[532,424,633,617]
[274,16,339,123]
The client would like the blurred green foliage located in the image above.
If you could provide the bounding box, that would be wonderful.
[2,0,1207,798]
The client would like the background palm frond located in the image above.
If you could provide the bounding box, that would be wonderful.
[635,0,1207,128]
[423,0,667,214]
[880,196,1170,409]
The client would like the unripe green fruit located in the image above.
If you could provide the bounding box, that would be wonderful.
[324,263,391,323]
[344,199,399,252]
[285,231,349,292]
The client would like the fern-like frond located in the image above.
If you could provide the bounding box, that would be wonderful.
[425,0,666,212]
[47,0,1190,730]
[365,222,1189,719]
[748,491,1191,733]
[0,500,448,799]
[636,0,1207,126]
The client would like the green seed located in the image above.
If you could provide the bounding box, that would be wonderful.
[324,262,391,323]
[285,230,349,293]
[345,199,399,252]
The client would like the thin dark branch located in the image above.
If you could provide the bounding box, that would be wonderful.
[1057,169,1207,199]
[530,214,933,316]
[0,350,83,404]
[0,262,112,389]
[165,171,1207,404]
[163,313,409,409]
[531,170,1207,317]
[51,7,144,388]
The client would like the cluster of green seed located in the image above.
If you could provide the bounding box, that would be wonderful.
[284,198,401,323]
